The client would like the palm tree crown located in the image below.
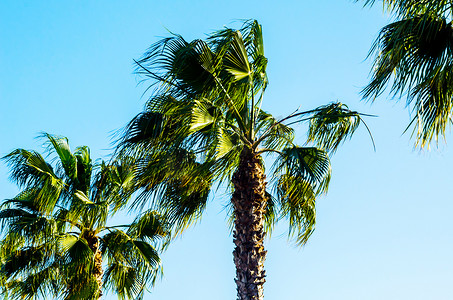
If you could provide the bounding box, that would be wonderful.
[118,20,370,300]
[361,0,453,147]
[0,134,169,300]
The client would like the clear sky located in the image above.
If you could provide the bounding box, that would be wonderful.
[1,1,452,299]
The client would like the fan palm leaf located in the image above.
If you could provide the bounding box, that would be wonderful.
[361,1,453,147]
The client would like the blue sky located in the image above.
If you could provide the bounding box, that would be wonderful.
[1,1,452,299]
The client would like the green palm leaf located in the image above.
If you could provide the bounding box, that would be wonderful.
[274,147,331,194]
[103,263,142,300]
[42,133,78,182]
[276,174,316,246]
[190,100,216,132]
[130,240,160,268]
[363,8,453,147]
[224,31,251,82]
[308,102,363,153]
[359,0,450,16]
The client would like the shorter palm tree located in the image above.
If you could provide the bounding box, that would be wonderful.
[0,134,169,300]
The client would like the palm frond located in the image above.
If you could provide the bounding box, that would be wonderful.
[103,263,144,300]
[101,228,162,299]
[190,99,219,132]
[241,19,268,91]
[2,149,64,214]
[408,65,453,147]
[273,147,331,195]
[223,31,251,82]
[127,210,169,244]
[359,0,450,16]
[362,13,453,147]
[6,265,61,300]
[307,102,363,153]
[135,35,216,98]
[271,147,329,245]
[275,174,316,246]
[263,191,278,236]
[0,208,57,242]
[255,110,295,151]
[0,244,54,279]
[41,133,78,184]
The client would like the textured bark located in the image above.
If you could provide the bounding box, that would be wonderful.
[232,148,267,300]
[86,234,103,300]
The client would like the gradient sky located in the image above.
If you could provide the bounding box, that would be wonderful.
[1,1,452,299]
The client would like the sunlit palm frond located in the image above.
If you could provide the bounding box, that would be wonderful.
[209,143,243,186]
[3,149,58,188]
[308,102,363,153]
[240,20,268,92]
[41,133,93,197]
[2,149,64,214]
[190,99,218,132]
[223,31,251,83]
[42,133,78,183]
[215,127,238,159]
[70,191,108,230]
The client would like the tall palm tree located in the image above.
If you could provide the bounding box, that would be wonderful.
[0,134,169,300]
[118,20,371,300]
[360,0,453,147]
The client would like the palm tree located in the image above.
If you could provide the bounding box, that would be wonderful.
[0,134,169,300]
[360,0,453,148]
[118,20,371,300]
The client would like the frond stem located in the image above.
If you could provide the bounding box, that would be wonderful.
[212,76,248,137]
[134,59,190,95]
[359,116,377,151]
[249,77,255,142]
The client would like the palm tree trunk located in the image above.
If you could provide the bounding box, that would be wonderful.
[232,148,267,300]
[86,235,104,299]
